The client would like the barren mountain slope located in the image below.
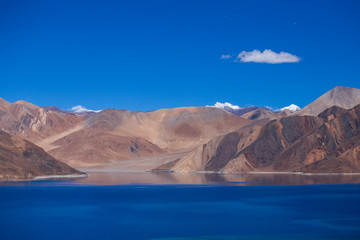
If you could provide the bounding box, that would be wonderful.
[41,107,253,167]
[47,130,167,167]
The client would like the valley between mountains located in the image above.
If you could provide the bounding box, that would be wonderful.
[1,86,360,181]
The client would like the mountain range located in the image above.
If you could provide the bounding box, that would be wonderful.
[208,102,300,117]
[1,86,360,181]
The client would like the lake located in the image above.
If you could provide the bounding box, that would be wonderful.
[1,172,360,239]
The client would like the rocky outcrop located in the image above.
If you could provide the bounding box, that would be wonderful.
[0,130,84,181]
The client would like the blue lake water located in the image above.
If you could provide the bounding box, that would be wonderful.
[1,172,360,240]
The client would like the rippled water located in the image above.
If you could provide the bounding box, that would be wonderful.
[1,172,360,239]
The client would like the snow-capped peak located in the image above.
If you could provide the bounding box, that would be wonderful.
[279,104,301,112]
[70,105,102,113]
[209,102,242,110]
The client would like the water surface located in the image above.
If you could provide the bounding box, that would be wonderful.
[1,172,360,239]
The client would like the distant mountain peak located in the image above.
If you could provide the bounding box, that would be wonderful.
[328,86,359,100]
[294,86,360,116]
[331,86,354,91]
[208,101,301,116]
[210,102,242,110]
[207,102,260,116]
[278,104,301,112]
[70,105,102,113]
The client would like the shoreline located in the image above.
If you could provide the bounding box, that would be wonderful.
[34,174,88,180]
[0,173,88,183]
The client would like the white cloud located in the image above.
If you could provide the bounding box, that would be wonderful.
[70,105,102,113]
[220,54,232,59]
[236,49,300,64]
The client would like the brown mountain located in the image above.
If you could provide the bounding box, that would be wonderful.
[36,107,253,167]
[0,98,254,169]
[159,104,360,174]
[294,86,360,116]
[0,130,84,181]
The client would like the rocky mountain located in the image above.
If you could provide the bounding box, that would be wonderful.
[0,98,84,141]
[294,86,360,116]
[0,130,84,181]
[158,103,360,174]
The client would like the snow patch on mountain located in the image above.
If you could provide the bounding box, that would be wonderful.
[209,102,300,113]
[269,104,301,112]
[278,104,301,112]
[208,102,243,110]
[70,105,102,113]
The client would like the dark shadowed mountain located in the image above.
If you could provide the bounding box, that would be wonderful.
[158,103,360,174]
[0,130,84,181]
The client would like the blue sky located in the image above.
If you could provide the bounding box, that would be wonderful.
[0,0,359,111]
